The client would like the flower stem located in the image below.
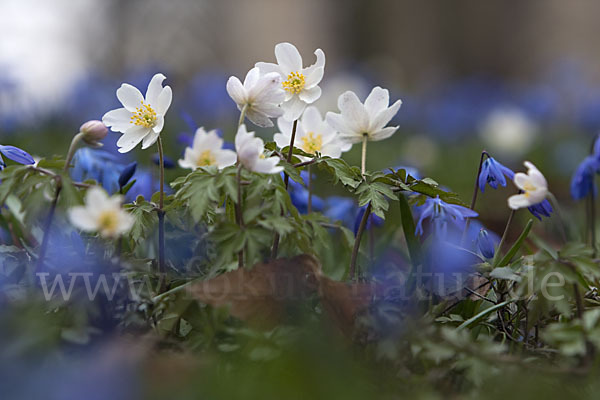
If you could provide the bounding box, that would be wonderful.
[271,119,299,259]
[63,132,85,171]
[590,191,597,257]
[492,208,516,267]
[307,164,312,214]
[156,136,166,274]
[236,164,244,268]
[548,192,568,243]
[361,134,368,176]
[238,104,248,127]
[462,150,489,244]
[349,203,371,281]
[36,178,62,273]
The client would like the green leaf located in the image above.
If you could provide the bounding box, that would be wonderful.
[318,158,362,189]
[398,192,421,268]
[495,219,534,268]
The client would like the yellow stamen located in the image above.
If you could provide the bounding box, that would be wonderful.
[97,210,119,234]
[282,71,306,94]
[299,132,323,154]
[130,100,157,128]
[196,150,216,167]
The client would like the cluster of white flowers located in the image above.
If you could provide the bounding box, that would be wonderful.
[72,41,407,237]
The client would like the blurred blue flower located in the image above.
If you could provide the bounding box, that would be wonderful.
[394,165,421,180]
[0,145,35,168]
[415,196,478,237]
[425,239,481,296]
[570,155,600,200]
[353,205,384,235]
[118,162,137,189]
[126,168,163,201]
[527,199,553,220]
[152,153,176,169]
[477,229,496,259]
[479,157,514,192]
[287,171,324,214]
[71,148,125,194]
[323,196,356,228]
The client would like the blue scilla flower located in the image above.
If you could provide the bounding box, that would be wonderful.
[118,162,137,189]
[477,229,496,259]
[152,153,176,169]
[71,148,124,193]
[479,157,514,192]
[287,171,324,214]
[570,155,600,200]
[353,205,384,235]
[415,196,478,237]
[528,199,553,221]
[324,196,356,228]
[0,144,35,169]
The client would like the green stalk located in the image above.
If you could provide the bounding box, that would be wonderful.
[156,136,166,274]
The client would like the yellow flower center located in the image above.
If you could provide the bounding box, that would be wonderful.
[523,181,537,197]
[299,132,323,154]
[130,101,157,128]
[97,210,119,235]
[196,150,216,167]
[282,71,306,94]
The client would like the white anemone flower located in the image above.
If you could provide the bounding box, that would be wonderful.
[68,187,134,238]
[178,127,237,170]
[508,161,548,209]
[226,67,285,128]
[326,86,402,144]
[256,42,325,121]
[235,124,283,174]
[274,106,351,161]
[102,73,172,153]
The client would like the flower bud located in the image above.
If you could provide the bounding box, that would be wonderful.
[119,162,137,189]
[477,229,495,259]
[80,120,108,145]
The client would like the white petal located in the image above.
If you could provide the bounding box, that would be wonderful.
[326,112,352,136]
[117,126,150,153]
[302,48,325,86]
[152,115,164,133]
[116,212,135,235]
[215,150,237,169]
[508,194,531,209]
[117,83,144,112]
[282,96,307,121]
[246,110,274,128]
[178,158,196,170]
[513,173,530,191]
[141,130,160,149]
[273,132,290,149]
[243,67,260,90]
[86,187,109,210]
[69,207,98,231]
[255,62,282,75]
[337,91,369,133]
[369,99,402,132]
[364,87,389,116]
[253,156,283,174]
[156,86,172,115]
[226,76,246,105]
[275,42,303,75]
[251,72,284,104]
[102,108,132,133]
[524,161,547,189]
[145,73,167,105]
[369,126,398,142]
[298,85,321,104]
[301,106,323,132]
